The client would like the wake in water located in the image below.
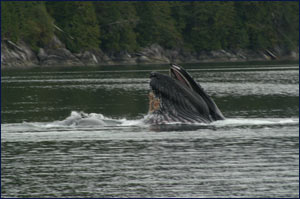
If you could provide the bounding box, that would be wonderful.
[1,111,298,134]
[58,111,145,127]
[13,111,297,130]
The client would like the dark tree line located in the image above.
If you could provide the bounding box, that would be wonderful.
[2,1,299,53]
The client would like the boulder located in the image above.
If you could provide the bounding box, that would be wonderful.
[1,40,38,68]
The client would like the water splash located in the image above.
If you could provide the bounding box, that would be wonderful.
[43,111,145,128]
[1,111,299,130]
[1,111,298,133]
[1,111,298,144]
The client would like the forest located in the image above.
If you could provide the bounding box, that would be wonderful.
[2,1,299,54]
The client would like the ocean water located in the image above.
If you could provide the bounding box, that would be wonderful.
[1,61,299,197]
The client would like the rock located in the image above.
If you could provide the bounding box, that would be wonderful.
[46,35,65,49]
[137,55,151,63]
[38,48,47,61]
[111,51,137,64]
[136,44,171,64]
[289,50,299,59]
[36,36,83,66]
[234,49,247,60]
[75,51,99,65]
[1,35,299,69]
[165,49,181,63]
[40,48,82,66]
[1,40,38,68]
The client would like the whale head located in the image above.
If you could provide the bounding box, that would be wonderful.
[146,64,224,124]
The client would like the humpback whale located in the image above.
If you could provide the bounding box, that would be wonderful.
[145,64,225,124]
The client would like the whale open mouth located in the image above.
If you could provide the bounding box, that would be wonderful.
[169,64,193,90]
[149,63,197,96]
[147,63,225,124]
[148,63,202,115]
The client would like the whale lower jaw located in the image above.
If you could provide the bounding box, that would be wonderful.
[144,111,211,125]
[146,89,213,124]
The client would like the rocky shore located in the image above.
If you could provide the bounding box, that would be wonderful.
[1,36,299,69]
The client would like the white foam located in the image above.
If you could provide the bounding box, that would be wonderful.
[2,111,298,132]
[212,118,298,127]
[119,118,146,126]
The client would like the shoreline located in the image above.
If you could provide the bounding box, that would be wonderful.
[1,39,299,70]
[2,60,299,72]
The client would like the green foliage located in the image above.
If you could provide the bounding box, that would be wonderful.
[2,1,54,51]
[46,2,100,53]
[235,2,299,51]
[2,1,299,53]
[2,1,20,42]
[93,2,138,53]
[135,2,181,49]
[184,2,222,51]
[22,2,54,52]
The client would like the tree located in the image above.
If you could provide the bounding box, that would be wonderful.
[184,2,221,51]
[2,1,21,42]
[135,2,181,49]
[46,2,100,52]
[2,1,54,51]
[93,2,138,53]
[2,1,298,54]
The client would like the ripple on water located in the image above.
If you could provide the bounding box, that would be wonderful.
[1,64,299,197]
